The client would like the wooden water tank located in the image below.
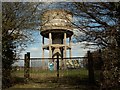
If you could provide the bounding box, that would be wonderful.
[40,9,73,38]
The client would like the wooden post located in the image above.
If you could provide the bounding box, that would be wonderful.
[57,53,59,78]
[24,54,27,79]
[69,37,72,58]
[87,51,94,83]
[24,52,30,83]
[98,49,103,69]
[27,52,30,78]
[98,49,104,89]
[64,33,67,69]
[49,33,52,63]
[42,36,45,69]
[42,48,44,69]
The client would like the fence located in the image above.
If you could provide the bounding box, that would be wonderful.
[12,50,100,86]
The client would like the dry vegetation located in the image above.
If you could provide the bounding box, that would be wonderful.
[8,68,99,89]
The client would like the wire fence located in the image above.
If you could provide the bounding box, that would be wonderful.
[11,51,103,89]
[12,57,88,83]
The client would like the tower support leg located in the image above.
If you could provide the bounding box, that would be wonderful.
[69,37,72,58]
[42,36,45,69]
[64,33,67,69]
[49,33,52,63]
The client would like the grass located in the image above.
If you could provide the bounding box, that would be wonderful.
[7,68,99,89]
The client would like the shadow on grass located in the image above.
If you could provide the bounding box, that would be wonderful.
[12,77,25,85]
[30,75,99,90]
[11,68,99,89]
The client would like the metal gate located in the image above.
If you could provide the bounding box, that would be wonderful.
[11,51,99,89]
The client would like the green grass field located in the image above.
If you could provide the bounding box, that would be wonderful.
[8,68,99,89]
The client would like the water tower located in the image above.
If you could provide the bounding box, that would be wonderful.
[40,9,73,69]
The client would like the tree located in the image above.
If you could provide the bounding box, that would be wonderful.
[73,2,120,89]
[72,2,120,48]
[2,2,44,88]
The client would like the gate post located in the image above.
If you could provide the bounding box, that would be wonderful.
[98,49,104,89]
[57,53,59,78]
[98,49,103,70]
[24,52,30,83]
[87,51,95,83]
